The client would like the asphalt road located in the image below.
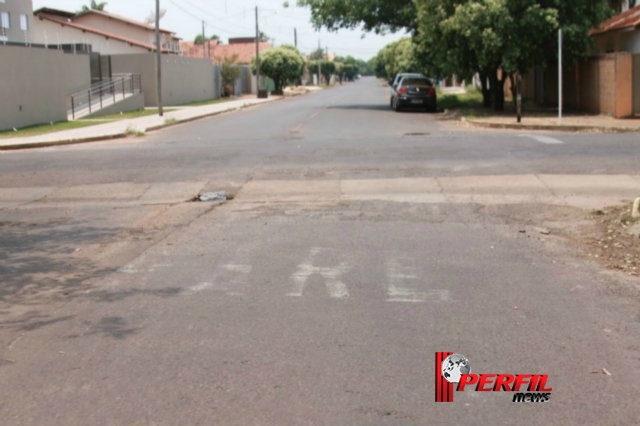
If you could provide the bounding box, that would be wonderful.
[1,78,640,425]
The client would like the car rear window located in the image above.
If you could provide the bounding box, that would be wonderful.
[402,78,432,87]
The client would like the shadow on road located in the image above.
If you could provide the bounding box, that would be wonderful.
[327,104,439,114]
[0,218,183,344]
[327,104,390,111]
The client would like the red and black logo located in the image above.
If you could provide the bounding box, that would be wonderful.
[435,352,552,403]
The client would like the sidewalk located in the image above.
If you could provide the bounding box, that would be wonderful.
[466,113,640,133]
[0,96,281,151]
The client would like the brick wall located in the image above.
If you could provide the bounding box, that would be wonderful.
[614,53,633,118]
[540,52,632,118]
[599,56,616,115]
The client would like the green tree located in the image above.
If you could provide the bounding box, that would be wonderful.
[379,38,426,80]
[194,34,220,45]
[342,64,357,81]
[297,0,415,33]
[413,0,612,110]
[320,60,336,84]
[216,54,242,97]
[308,47,325,60]
[334,62,344,83]
[252,45,305,94]
[81,0,107,12]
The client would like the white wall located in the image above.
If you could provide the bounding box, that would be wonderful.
[72,14,179,53]
[31,18,149,55]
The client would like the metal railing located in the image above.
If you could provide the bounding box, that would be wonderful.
[69,74,141,119]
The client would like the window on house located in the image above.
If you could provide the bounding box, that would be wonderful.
[1,12,10,29]
[20,14,28,31]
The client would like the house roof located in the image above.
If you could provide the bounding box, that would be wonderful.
[33,8,76,19]
[180,40,272,65]
[36,14,173,53]
[591,4,640,36]
[74,9,175,35]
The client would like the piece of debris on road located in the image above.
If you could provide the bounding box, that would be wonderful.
[196,191,227,202]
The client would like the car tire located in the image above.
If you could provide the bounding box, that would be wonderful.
[394,98,402,112]
[390,97,394,109]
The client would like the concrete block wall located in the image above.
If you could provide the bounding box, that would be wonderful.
[0,45,90,130]
[110,53,216,107]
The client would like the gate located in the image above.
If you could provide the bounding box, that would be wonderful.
[633,54,640,116]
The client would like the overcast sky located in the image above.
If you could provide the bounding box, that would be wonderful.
[32,0,406,60]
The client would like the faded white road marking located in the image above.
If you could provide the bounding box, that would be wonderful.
[310,112,319,118]
[117,255,148,274]
[221,264,252,274]
[386,258,449,302]
[188,263,252,295]
[189,282,213,292]
[286,247,351,298]
[519,134,564,145]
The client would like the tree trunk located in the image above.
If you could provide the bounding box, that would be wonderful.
[490,70,506,112]
[479,71,491,108]
[273,77,284,96]
[508,73,516,110]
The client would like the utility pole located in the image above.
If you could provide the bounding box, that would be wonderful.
[317,39,321,86]
[558,28,563,125]
[255,6,261,95]
[202,21,205,58]
[294,28,297,48]
[155,0,163,116]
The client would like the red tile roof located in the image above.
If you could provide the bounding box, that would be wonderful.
[180,40,272,65]
[36,14,173,53]
[591,5,640,35]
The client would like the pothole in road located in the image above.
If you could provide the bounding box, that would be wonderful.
[403,132,430,137]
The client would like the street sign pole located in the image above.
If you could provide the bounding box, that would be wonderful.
[558,28,562,126]
[155,0,163,116]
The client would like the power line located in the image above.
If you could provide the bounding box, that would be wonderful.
[167,0,250,37]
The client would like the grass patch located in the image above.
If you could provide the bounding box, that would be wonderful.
[125,125,145,137]
[438,90,484,110]
[178,98,234,107]
[0,120,103,139]
[164,118,177,125]
[87,108,176,121]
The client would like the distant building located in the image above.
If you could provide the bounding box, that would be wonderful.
[591,4,640,54]
[180,37,271,65]
[31,7,181,55]
[0,0,33,43]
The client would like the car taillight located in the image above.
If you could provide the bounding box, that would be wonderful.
[398,87,408,94]
[428,88,436,95]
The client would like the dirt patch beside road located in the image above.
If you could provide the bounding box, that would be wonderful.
[477,202,640,279]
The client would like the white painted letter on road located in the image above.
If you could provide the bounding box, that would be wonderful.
[286,247,351,298]
[387,258,449,303]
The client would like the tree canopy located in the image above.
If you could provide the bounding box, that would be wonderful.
[194,34,220,45]
[217,54,242,96]
[81,1,107,12]
[252,45,305,94]
[297,0,415,33]
[412,0,612,109]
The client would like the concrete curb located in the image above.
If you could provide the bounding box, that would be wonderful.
[0,97,285,151]
[467,119,640,133]
[0,133,126,151]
